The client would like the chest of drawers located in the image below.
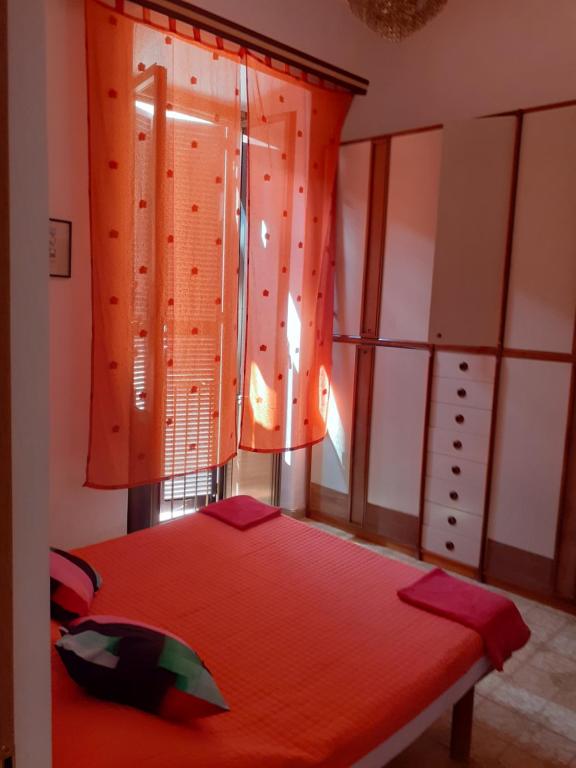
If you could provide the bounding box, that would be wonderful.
[422,351,496,568]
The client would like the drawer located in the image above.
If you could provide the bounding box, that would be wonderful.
[424,502,483,540]
[428,427,490,463]
[430,402,492,436]
[422,524,481,567]
[432,376,493,410]
[435,352,496,383]
[427,452,487,487]
[425,475,485,515]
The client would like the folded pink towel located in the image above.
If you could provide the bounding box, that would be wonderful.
[200,495,281,530]
[398,568,531,670]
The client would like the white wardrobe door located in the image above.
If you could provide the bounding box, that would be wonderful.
[333,142,371,337]
[367,347,428,515]
[505,106,576,353]
[379,130,442,342]
[489,358,571,559]
[428,116,518,347]
[311,342,356,494]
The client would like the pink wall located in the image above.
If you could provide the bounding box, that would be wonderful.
[46,0,576,546]
[192,0,576,140]
[10,0,52,763]
[47,0,127,548]
[345,0,576,139]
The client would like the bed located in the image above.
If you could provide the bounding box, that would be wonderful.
[52,513,489,767]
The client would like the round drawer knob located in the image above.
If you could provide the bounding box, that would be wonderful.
[445,541,455,552]
[453,440,463,450]
[455,414,465,424]
[459,362,469,372]
[451,465,461,475]
[448,516,457,526]
[457,388,467,398]
[449,491,459,501]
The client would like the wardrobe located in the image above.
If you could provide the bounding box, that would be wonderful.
[309,102,576,605]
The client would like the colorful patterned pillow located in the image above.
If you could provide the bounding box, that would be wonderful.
[50,548,102,621]
[55,616,229,721]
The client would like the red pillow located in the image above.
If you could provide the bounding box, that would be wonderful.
[200,495,281,530]
[50,548,102,621]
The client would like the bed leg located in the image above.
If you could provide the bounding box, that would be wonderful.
[450,686,474,762]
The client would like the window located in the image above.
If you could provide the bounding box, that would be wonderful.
[129,83,279,529]
[86,4,349,507]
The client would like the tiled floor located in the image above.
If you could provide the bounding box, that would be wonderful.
[306,520,576,767]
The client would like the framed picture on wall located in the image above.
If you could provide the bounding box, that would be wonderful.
[49,218,72,278]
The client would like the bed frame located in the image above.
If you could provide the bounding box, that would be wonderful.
[53,515,493,768]
[451,687,476,762]
[353,657,490,767]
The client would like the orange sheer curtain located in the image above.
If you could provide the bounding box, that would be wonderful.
[85,1,241,488]
[239,58,352,452]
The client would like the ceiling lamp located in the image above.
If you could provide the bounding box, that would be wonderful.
[348,0,448,41]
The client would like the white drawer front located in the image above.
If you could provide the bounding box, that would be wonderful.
[435,352,496,383]
[432,377,494,410]
[425,475,485,515]
[424,502,483,540]
[427,452,487,486]
[422,524,481,567]
[428,427,490,463]
[430,402,492,436]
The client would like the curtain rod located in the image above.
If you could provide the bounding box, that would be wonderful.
[128,0,370,95]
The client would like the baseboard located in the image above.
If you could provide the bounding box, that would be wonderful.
[484,539,555,596]
[309,482,350,520]
[421,551,479,580]
[281,506,307,519]
[305,510,417,557]
[364,502,419,549]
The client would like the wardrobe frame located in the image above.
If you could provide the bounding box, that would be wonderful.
[308,97,576,610]
[0,0,14,759]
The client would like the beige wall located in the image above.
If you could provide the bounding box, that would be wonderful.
[9,0,52,764]
[47,0,127,549]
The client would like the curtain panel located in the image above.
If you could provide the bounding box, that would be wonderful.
[85,0,352,487]
[85,0,242,488]
[239,58,352,452]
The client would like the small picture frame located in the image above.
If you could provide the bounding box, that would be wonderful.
[49,218,72,278]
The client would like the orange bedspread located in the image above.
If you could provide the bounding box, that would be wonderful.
[52,515,483,767]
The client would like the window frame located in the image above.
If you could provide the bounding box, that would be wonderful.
[127,89,281,532]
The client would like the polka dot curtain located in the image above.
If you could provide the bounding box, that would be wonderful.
[85,1,241,488]
[239,57,352,452]
[84,1,351,488]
